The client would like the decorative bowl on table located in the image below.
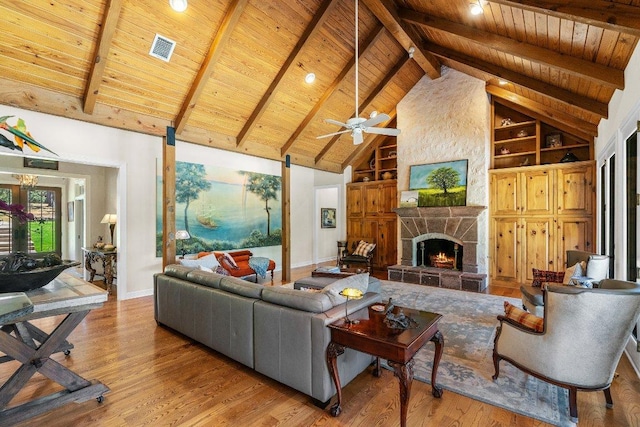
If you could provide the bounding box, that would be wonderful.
[0,253,80,293]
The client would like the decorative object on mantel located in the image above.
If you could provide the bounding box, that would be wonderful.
[0,115,57,155]
[0,253,80,293]
[399,190,418,208]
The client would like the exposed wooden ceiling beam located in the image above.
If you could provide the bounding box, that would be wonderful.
[425,42,608,120]
[487,85,598,139]
[399,8,624,90]
[236,0,339,148]
[341,110,397,170]
[314,56,409,164]
[82,0,123,115]
[174,0,249,134]
[362,0,440,80]
[488,0,640,38]
[280,25,385,157]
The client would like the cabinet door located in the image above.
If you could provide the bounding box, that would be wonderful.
[346,185,363,217]
[490,172,519,215]
[490,218,520,282]
[521,169,553,215]
[377,182,397,214]
[375,216,397,268]
[521,217,555,281]
[556,217,594,268]
[557,165,594,216]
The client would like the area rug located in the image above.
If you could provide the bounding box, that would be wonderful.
[379,280,573,427]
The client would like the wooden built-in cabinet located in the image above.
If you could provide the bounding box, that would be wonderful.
[489,161,595,286]
[492,100,593,169]
[346,180,397,269]
[352,138,397,182]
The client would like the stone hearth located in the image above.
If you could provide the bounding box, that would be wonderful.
[389,206,487,292]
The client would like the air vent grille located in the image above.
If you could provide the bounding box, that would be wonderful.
[149,34,176,62]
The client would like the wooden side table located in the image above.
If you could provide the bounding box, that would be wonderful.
[0,273,109,424]
[326,304,443,427]
[82,247,117,294]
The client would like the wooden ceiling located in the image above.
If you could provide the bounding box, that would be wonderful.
[0,0,638,173]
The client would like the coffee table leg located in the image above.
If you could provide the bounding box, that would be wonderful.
[430,330,444,398]
[326,341,345,417]
[388,359,414,427]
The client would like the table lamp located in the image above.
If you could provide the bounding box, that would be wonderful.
[339,287,364,324]
[100,214,117,245]
[175,230,191,258]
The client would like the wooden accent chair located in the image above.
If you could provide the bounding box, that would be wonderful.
[339,240,376,273]
[493,279,640,423]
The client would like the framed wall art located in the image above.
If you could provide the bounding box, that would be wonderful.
[321,208,336,228]
[409,159,468,207]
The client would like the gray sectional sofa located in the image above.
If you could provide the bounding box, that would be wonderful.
[153,265,382,405]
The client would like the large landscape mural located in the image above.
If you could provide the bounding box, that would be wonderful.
[156,161,282,256]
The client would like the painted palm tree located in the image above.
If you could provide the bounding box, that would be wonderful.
[176,162,211,234]
[241,172,280,236]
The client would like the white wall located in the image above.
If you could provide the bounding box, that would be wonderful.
[396,67,491,273]
[315,186,339,263]
[1,106,344,298]
[595,42,640,377]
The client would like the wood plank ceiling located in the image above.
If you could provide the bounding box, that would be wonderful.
[0,0,638,173]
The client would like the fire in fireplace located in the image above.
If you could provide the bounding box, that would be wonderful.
[416,238,463,270]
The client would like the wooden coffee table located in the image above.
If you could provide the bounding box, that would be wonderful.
[311,267,366,279]
[326,304,443,427]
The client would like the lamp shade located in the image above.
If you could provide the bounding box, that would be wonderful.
[339,288,363,299]
[101,214,117,224]
[175,230,190,240]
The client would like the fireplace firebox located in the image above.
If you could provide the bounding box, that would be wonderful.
[416,238,462,270]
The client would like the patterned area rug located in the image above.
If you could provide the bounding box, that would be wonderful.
[380,280,573,427]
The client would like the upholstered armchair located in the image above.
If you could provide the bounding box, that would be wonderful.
[494,279,640,423]
[520,250,609,316]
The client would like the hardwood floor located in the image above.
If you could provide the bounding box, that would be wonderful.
[3,264,639,426]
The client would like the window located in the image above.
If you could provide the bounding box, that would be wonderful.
[0,185,61,256]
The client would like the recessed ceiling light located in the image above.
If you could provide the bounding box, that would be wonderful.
[170,0,187,12]
[470,1,484,15]
[305,72,316,84]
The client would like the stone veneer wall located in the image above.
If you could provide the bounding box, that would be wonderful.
[396,67,490,274]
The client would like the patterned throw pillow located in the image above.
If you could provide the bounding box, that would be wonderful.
[218,252,239,269]
[503,301,544,332]
[531,268,564,287]
[353,240,376,257]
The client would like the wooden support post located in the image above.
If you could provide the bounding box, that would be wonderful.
[281,155,291,282]
[162,127,177,269]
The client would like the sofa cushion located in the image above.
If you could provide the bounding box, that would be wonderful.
[185,269,225,289]
[531,268,564,287]
[180,253,220,270]
[586,255,609,281]
[321,273,369,306]
[163,264,195,280]
[504,301,544,332]
[219,276,263,299]
[261,287,333,313]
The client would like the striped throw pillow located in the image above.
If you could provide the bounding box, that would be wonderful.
[504,301,544,332]
[353,240,376,256]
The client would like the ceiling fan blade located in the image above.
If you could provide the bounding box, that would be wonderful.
[360,113,390,128]
[316,129,351,139]
[352,131,364,145]
[365,127,401,136]
[324,118,350,128]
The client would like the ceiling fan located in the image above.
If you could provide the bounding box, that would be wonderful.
[316,0,400,145]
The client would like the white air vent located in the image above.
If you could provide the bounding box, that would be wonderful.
[149,34,176,62]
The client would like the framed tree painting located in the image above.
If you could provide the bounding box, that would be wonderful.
[321,208,336,228]
[409,159,468,207]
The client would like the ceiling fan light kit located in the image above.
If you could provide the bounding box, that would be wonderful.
[316,0,400,145]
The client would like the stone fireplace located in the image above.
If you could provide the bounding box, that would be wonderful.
[389,206,487,292]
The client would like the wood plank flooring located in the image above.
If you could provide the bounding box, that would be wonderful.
[2,264,639,426]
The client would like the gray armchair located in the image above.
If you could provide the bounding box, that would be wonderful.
[493,279,640,423]
[520,250,609,316]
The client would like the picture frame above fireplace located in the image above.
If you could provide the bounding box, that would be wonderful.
[409,159,468,207]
